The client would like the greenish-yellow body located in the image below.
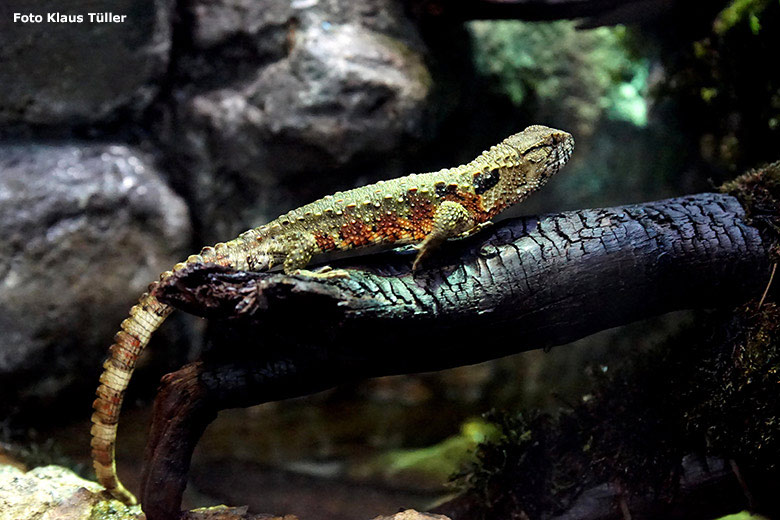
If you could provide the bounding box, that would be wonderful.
[91,125,574,505]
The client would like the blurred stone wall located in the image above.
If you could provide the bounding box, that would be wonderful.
[0,0,433,418]
[1,0,742,434]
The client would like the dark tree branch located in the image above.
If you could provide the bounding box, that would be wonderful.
[158,193,768,364]
[406,0,651,21]
[405,0,706,23]
[141,193,769,520]
[404,0,729,34]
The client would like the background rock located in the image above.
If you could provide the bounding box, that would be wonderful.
[0,465,142,520]
[0,463,308,520]
[161,0,432,242]
[0,0,172,128]
[0,144,191,414]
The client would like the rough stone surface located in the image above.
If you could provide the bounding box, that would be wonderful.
[0,464,308,520]
[0,0,172,127]
[182,506,298,520]
[162,0,432,242]
[0,465,142,520]
[0,144,190,409]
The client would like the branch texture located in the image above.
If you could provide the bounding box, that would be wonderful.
[141,193,769,519]
[160,193,768,371]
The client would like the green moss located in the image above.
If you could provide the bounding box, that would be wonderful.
[455,410,590,517]
[750,12,763,34]
[89,500,143,520]
[359,418,499,484]
[714,0,773,35]
[467,20,648,135]
[660,1,780,172]
[716,512,770,520]
[721,161,780,254]
[684,304,780,471]
[701,87,719,103]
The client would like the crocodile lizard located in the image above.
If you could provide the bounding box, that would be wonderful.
[90,124,574,504]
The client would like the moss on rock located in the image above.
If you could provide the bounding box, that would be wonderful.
[467,21,648,136]
[660,1,780,173]
[721,161,780,254]
[452,165,780,518]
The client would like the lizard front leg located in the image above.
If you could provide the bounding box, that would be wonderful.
[413,200,473,271]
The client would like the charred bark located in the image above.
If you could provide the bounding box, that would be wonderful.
[141,193,769,519]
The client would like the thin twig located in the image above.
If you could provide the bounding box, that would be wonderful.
[758,262,777,307]
[616,482,632,520]
[729,458,755,510]
[619,496,632,520]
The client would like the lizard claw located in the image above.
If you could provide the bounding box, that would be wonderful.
[412,248,430,272]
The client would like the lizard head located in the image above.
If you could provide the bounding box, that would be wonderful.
[471,124,574,209]
[505,124,575,180]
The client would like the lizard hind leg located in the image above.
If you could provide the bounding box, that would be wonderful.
[250,251,277,272]
[413,200,472,271]
[282,233,350,279]
[274,231,315,274]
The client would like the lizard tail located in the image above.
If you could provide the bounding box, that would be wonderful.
[90,231,263,504]
[90,280,173,505]
[90,250,214,504]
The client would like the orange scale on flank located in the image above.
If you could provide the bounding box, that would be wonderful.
[314,233,337,252]
[339,220,373,247]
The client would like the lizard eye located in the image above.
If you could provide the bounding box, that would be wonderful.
[525,147,549,164]
[474,168,501,194]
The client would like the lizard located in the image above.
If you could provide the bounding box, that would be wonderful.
[90,124,574,505]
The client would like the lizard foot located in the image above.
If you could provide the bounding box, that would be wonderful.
[456,220,493,239]
[292,266,351,279]
[412,243,433,272]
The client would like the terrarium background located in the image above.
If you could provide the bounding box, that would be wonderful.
[0,0,778,519]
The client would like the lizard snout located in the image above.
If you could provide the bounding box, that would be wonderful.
[546,130,575,175]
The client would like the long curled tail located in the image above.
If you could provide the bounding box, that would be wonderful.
[90,230,266,504]
[91,252,209,504]
[90,279,173,504]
